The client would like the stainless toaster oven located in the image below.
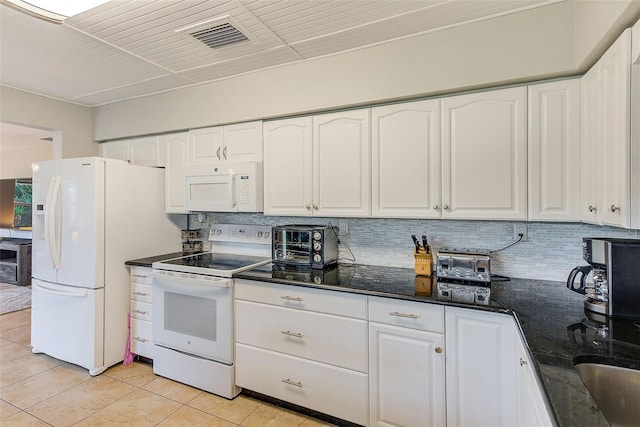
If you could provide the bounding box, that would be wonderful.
[436,248,491,283]
[272,225,338,269]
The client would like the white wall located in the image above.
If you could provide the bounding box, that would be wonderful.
[0,86,97,159]
[94,2,577,141]
[0,144,53,179]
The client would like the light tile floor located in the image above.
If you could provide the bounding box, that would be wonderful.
[0,309,333,426]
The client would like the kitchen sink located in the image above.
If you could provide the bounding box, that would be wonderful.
[573,356,640,427]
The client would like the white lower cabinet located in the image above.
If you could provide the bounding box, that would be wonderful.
[129,266,153,359]
[234,280,368,425]
[517,338,554,427]
[235,281,554,427]
[445,307,519,427]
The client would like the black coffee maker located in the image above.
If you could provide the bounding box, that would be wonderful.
[567,237,640,320]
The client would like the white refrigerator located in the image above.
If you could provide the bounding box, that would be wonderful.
[31,157,181,375]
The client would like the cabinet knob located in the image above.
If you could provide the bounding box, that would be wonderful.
[313,204,318,210]
[305,204,311,210]
[435,347,442,354]
[443,205,449,210]
[610,204,621,212]
[520,358,528,366]
[588,205,597,212]
[216,147,221,160]
[433,205,439,210]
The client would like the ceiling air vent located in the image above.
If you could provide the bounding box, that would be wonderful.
[177,16,251,50]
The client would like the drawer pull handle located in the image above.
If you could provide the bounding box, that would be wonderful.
[133,274,149,279]
[281,296,303,302]
[520,358,528,366]
[281,378,303,388]
[281,330,303,339]
[133,309,148,315]
[133,336,148,343]
[132,292,149,296]
[389,311,419,319]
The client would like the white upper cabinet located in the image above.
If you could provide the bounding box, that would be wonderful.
[599,29,632,228]
[581,28,634,228]
[528,79,581,221]
[313,110,371,217]
[100,135,164,167]
[162,132,189,214]
[581,63,602,224]
[371,100,441,218]
[263,117,313,216]
[441,87,527,220]
[187,121,262,166]
[263,110,370,217]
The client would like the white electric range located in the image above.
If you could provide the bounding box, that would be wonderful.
[151,224,272,399]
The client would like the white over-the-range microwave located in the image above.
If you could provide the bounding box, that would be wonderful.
[184,162,263,212]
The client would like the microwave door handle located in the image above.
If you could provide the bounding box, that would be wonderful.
[229,172,236,208]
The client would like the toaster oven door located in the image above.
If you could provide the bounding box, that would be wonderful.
[272,229,312,265]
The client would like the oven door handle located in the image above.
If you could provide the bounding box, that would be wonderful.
[152,270,233,288]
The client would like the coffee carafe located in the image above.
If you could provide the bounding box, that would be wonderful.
[567,237,640,320]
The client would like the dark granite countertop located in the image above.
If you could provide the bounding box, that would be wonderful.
[235,263,640,427]
[125,252,185,267]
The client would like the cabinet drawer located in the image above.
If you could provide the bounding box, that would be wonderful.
[0,263,17,283]
[131,283,152,303]
[236,343,368,426]
[369,296,444,333]
[130,266,153,285]
[130,300,152,322]
[131,318,153,359]
[235,279,366,319]
[236,300,367,372]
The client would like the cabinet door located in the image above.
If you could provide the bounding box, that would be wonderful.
[441,87,527,220]
[313,110,371,217]
[371,100,441,218]
[580,64,602,224]
[100,140,129,162]
[528,79,581,221]
[445,307,518,427]
[188,127,224,166]
[369,322,445,427]
[516,338,554,427]
[162,132,189,213]
[128,136,163,167]
[599,29,631,228]
[263,117,313,216]
[223,121,263,163]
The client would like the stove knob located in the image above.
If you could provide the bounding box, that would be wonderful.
[264,232,270,239]
[257,231,263,238]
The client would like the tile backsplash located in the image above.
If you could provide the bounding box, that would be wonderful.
[190,213,638,282]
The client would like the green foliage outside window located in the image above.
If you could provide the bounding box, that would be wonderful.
[13,180,32,228]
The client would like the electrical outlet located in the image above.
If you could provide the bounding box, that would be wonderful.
[513,223,528,241]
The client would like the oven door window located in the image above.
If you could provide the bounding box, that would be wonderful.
[164,292,217,341]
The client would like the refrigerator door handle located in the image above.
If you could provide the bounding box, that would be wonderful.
[33,283,88,297]
[45,176,62,270]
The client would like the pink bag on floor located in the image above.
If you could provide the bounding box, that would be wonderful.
[123,313,134,365]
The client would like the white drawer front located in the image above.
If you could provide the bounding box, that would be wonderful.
[235,279,366,319]
[236,300,367,372]
[369,296,444,333]
[131,318,153,358]
[236,343,368,426]
[130,266,153,285]
[131,282,152,303]
[130,300,153,322]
